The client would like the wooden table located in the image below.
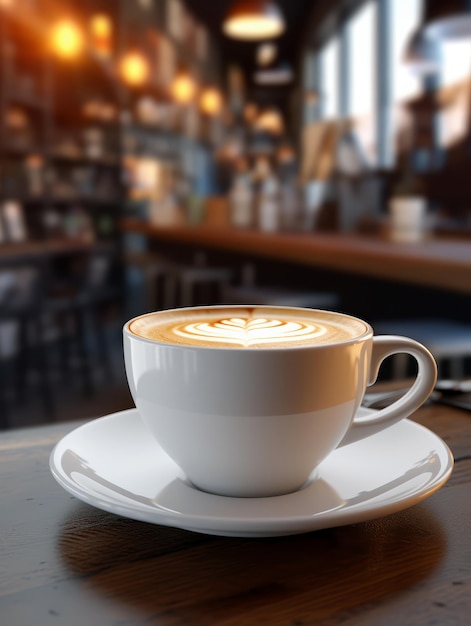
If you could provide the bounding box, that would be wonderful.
[121,219,471,295]
[1,403,470,625]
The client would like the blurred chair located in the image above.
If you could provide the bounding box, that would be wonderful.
[0,259,54,428]
[373,318,471,380]
[169,253,233,308]
[125,249,233,312]
[221,262,340,309]
[125,250,177,312]
[44,246,123,396]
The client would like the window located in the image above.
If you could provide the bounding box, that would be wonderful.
[304,0,440,168]
[390,0,424,103]
[438,39,471,148]
[346,0,377,163]
[302,51,318,124]
[387,0,424,165]
[441,38,471,88]
[319,36,339,119]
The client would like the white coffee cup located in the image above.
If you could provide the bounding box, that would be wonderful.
[123,305,437,498]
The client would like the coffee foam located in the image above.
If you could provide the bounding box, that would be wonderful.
[129,307,368,349]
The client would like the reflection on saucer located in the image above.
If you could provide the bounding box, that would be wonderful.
[50,409,453,537]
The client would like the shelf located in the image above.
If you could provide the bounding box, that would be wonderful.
[0,195,48,204]
[48,198,122,207]
[4,90,49,112]
[1,145,45,158]
[0,194,122,207]
[0,238,119,263]
[0,0,222,277]
[51,154,121,168]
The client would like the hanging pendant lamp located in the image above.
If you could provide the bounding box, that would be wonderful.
[423,0,471,39]
[222,0,285,40]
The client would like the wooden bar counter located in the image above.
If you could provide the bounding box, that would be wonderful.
[121,218,471,295]
[1,402,470,625]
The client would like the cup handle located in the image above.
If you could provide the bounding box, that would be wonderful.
[339,335,437,447]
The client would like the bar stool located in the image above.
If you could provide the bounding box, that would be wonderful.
[170,259,233,308]
[221,263,340,310]
[125,250,233,311]
[125,250,177,312]
[373,318,471,379]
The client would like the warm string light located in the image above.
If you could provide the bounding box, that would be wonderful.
[199,87,223,115]
[47,13,226,115]
[119,51,150,87]
[90,14,112,38]
[51,20,84,59]
[90,13,112,58]
[170,71,197,104]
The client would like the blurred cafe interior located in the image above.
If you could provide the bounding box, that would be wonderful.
[1,0,471,429]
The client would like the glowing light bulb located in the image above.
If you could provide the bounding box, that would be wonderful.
[171,72,197,104]
[91,14,112,38]
[223,6,285,41]
[200,88,222,115]
[90,14,112,57]
[120,52,149,87]
[51,20,84,59]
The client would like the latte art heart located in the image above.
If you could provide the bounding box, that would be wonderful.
[129,306,367,348]
[173,317,326,347]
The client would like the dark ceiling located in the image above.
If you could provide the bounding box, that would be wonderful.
[182,0,315,82]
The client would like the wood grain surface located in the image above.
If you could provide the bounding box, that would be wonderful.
[1,403,470,626]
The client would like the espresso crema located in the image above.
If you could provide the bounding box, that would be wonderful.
[128,307,368,349]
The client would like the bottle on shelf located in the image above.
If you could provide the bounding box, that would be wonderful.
[24,153,45,197]
[62,204,95,242]
[254,158,280,233]
[277,143,301,231]
[229,157,254,229]
[1,200,28,242]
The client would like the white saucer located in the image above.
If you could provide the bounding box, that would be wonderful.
[50,408,453,538]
